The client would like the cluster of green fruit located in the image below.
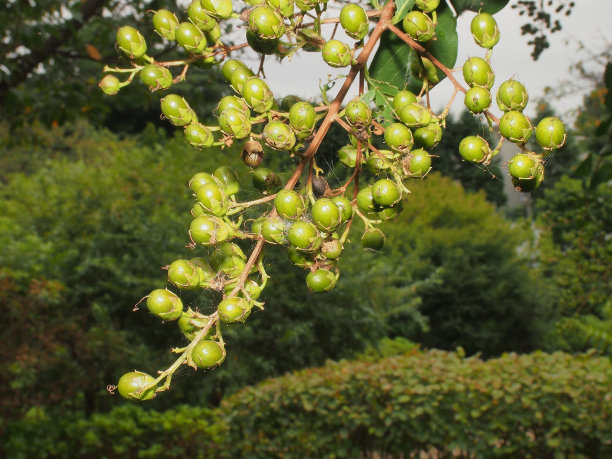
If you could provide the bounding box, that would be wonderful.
[103,0,566,400]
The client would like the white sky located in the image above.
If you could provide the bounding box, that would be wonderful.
[235,0,612,123]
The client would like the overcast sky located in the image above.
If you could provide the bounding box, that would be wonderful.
[235,0,611,124]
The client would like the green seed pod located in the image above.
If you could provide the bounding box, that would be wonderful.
[288,247,315,268]
[366,149,396,174]
[458,135,490,163]
[496,80,529,112]
[339,4,369,40]
[345,99,372,126]
[218,108,251,139]
[372,178,401,207]
[415,0,440,12]
[399,103,432,128]
[508,152,541,180]
[320,238,343,260]
[200,0,234,20]
[267,0,295,17]
[393,90,418,113]
[140,65,173,90]
[512,162,544,192]
[403,148,431,177]
[289,101,317,138]
[178,310,211,341]
[191,257,217,285]
[213,165,240,196]
[230,66,255,92]
[248,6,285,39]
[402,11,435,42]
[306,268,337,292]
[153,9,179,40]
[222,59,248,82]
[191,340,225,368]
[378,202,403,221]
[338,144,361,168]
[196,181,229,217]
[117,371,157,401]
[210,243,247,278]
[205,23,222,43]
[99,75,121,95]
[470,12,500,48]
[146,289,183,321]
[535,117,566,150]
[499,111,533,144]
[413,123,442,149]
[356,186,379,214]
[332,195,353,222]
[161,94,194,126]
[261,217,287,244]
[311,198,341,232]
[275,189,306,219]
[322,40,352,68]
[464,87,492,113]
[241,77,274,113]
[116,26,147,59]
[251,216,266,235]
[176,22,207,53]
[252,167,282,193]
[216,95,250,117]
[288,220,322,251]
[189,172,216,192]
[218,297,252,323]
[463,57,495,89]
[362,227,385,251]
[168,259,201,290]
[187,0,217,32]
[246,30,280,55]
[184,123,214,149]
[263,121,296,150]
[384,122,414,154]
[411,57,439,84]
[190,215,230,245]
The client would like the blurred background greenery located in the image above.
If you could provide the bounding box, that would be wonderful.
[1,0,610,456]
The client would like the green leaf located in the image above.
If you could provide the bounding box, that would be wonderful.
[368,5,458,96]
[392,0,415,25]
[450,0,510,14]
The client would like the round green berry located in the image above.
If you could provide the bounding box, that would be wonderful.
[384,122,414,153]
[99,75,120,95]
[535,117,566,150]
[184,123,214,149]
[413,123,442,149]
[311,198,341,232]
[332,196,353,222]
[322,40,352,68]
[275,189,305,219]
[218,108,251,139]
[190,215,230,245]
[399,103,432,128]
[499,111,533,144]
[200,0,233,20]
[140,65,173,90]
[146,289,183,321]
[393,90,418,112]
[248,6,285,39]
[116,26,147,59]
[459,136,490,163]
[372,179,401,207]
[508,153,539,179]
[403,148,431,177]
[178,311,211,341]
[345,99,372,126]
[339,4,369,40]
[356,186,378,213]
[241,77,274,113]
[306,269,337,292]
[289,102,317,138]
[216,95,250,117]
[222,59,248,82]
[213,166,240,196]
[470,12,500,48]
[464,87,491,113]
[402,11,435,42]
[415,0,440,12]
[362,227,385,251]
[117,371,157,401]
[153,9,179,40]
[230,66,255,92]
[261,217,287,244]
[462,57,495,89]
[176,22,207,53]
[161,94,194,126]
[246,30,280,55]
[187,0,217,32]
[195,181,229,216]
[218,297,252,323]
[191,340,225,368]
[288,221,321,250]
[496,80,529,112]
[263,120,296,150]
[252,168,282,193]
[168,259,200,290]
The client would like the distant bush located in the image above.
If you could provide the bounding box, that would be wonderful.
[5,350,609,458]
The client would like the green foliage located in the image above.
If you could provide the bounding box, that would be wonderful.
[4,350,610,458]
[344,173,550,354]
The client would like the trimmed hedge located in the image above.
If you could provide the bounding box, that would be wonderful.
[220,350,612,458]
[3,350,611,458]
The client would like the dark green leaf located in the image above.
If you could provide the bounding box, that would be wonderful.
[391,0,415,25]
[368,5,457,96]
[451,0,510,14]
